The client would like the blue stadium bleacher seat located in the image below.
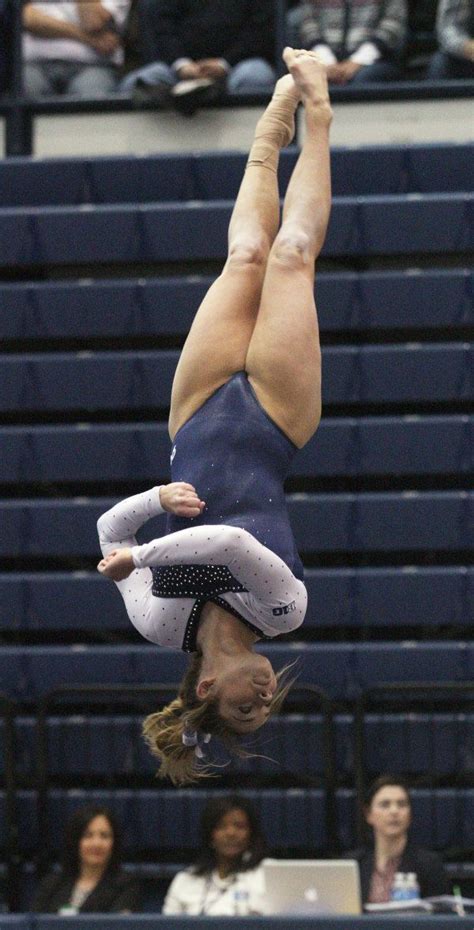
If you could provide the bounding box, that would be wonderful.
[1,492,472,558]
[315,268,474,332]
[1,145,472,209]
[11,788,328,855]
[4,787,473,858]
[2,566,472,633]
[0,158,87,207]
[1,344,472,413]
[0,194,472,268]
[0,643,472,703]
[1,269,471,343]
[2,416,472,485]
[7,711,471,781]
[87,154,194,204]
[303,566,474,629]
[0,573,124,632]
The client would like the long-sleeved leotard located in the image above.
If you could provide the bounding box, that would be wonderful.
[97,487,307,653]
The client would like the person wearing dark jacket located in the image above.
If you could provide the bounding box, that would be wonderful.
[120,0,276,111]
[33,805,141,914]
[349,776,449,904]
[297,0,407,84]
[427,0,474,80]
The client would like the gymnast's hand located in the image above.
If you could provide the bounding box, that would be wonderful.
[97,548,134,581]
[159,482,205,518]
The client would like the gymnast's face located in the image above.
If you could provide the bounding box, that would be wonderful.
[214,654,278,733]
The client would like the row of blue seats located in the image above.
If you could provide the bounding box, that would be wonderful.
[1,269,472,341]
[1,566,472,631]
[0,643,472,702]
[2,788,473,853]
[3,713,473,779]
[2,492,472,557]
[1,194,472,267]
[2,345,472,411]
[1,145,472,207]
[3,416,473,484]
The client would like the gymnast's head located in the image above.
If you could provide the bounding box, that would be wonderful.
[143,601,295,785]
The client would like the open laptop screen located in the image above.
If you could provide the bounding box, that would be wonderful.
[262,859,362,915]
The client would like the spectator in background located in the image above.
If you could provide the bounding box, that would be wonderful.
[22,0,130,97]
[348,775,449,905]
[162,795,266,915]
[297,0,407,84]
[120,0,276,113]
[33,805,141,913]
[427,0,474,79]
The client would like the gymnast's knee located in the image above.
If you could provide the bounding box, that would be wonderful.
[270,228,313,270]
[226,234,269,271]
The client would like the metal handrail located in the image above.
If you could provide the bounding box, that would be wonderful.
[0,691,21,912]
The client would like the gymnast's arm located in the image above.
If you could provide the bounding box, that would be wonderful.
[97,483,205,559]
[97,488,300,608]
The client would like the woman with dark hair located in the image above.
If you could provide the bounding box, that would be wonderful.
[33,805,141,913]
[162,795,266,915]
[350,776,449,905]
[97,48,332,786]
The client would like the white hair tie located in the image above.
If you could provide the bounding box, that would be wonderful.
[182,728,211,758]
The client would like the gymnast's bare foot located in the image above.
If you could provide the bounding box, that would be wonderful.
[283,47,332,126]
[97,548,134,581]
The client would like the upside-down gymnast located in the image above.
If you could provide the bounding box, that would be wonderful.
[97,47,332,785]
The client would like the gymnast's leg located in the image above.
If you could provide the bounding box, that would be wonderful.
[168,73,300,439]
[246,49,332,449]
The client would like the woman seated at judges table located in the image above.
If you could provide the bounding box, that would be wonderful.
[162,794,266,915]
[349,775,450,905]
[33,805,141,914]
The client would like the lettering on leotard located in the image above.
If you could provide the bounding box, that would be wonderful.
[272,601,296,616]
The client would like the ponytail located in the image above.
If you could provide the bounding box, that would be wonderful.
[142,655,297,785]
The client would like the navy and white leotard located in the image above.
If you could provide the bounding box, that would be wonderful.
[97,372,307,652]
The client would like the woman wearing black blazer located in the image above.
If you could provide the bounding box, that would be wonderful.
[350,776,449,905]
[33,805,141,914]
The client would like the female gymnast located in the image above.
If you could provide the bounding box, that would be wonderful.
[97,47,332,785]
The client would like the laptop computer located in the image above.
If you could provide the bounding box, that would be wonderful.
[262,859,362,915]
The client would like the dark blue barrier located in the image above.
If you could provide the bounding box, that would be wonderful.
[1,492,472,558]
[2,416,472,484]
[30,918,474,930]
[0,642,472,702]
[2,566,473,632]
[2,788,473,856]
[1,145,473,207]
[6,711,472,780]
[0,194,472,268]
[0,919,30,929]
[28,914,472,930]
[1,491,472,559]
[0,269,471,341]
[1,344,472,412]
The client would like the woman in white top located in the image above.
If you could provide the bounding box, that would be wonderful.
[162,795,266,916]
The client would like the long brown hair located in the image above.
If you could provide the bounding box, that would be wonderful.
[142,653,296,786]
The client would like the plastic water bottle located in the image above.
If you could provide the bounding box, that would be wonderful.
[405,873,420,900]
[390,872,409,901]
[233,888,250,915]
